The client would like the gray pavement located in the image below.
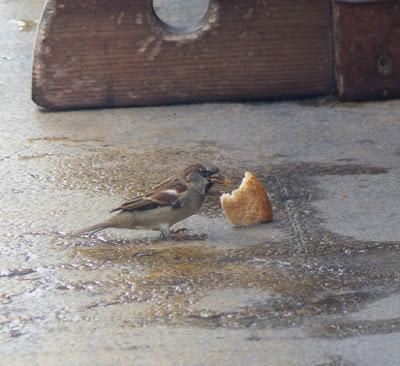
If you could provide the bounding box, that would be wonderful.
[1,0,400,365]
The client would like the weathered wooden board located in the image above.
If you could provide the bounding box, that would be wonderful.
[32,0,333,109]
[334,0,400,100]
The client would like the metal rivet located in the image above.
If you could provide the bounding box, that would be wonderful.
[377,53,392,76]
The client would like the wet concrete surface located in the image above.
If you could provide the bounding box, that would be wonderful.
[1,0,400,365]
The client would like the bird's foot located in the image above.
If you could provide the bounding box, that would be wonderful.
[169,228,189,235]
[159,228,207,241]
[170,229,207,241]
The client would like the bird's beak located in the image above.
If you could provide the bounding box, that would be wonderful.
[209,173,231,186]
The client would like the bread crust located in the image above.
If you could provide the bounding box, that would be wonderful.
[220,172,272,226]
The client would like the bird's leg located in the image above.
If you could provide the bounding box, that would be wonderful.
[159,227,171,240]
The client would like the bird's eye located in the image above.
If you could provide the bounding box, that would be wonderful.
[199,167,207,175]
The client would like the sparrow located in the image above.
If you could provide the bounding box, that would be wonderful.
[73,163,225,239]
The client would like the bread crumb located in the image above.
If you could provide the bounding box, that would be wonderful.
[220,172,273,226]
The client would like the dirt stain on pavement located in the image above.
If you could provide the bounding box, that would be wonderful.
[71,159,399,335]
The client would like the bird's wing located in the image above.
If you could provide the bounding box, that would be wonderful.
[110,177,188,213]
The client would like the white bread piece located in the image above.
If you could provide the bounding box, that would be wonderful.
[220,172,273,226]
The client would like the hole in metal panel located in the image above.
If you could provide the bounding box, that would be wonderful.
[152,0,210,34]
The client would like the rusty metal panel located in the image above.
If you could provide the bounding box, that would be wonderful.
[32,0,333,109]
[334,0,400,100]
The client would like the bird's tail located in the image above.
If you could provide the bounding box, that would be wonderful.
[72,222,112,237]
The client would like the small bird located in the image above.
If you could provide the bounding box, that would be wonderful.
[74,163,225,239]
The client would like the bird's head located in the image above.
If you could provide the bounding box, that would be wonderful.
[182,164,226,188]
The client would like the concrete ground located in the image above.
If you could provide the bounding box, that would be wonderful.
[1,0,400,365]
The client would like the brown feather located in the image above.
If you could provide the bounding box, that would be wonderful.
[110,176,188,213]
